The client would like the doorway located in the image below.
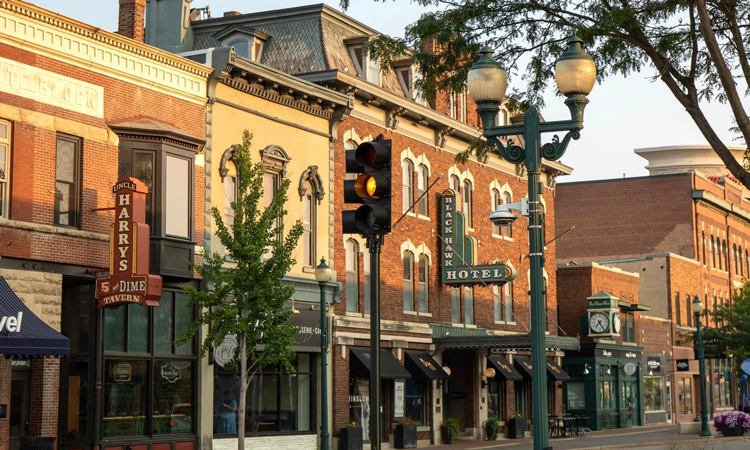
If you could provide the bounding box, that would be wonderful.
[9,369,31,450]
[442,351,473,432]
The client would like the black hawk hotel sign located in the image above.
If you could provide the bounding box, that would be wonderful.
[441,189,517,285]
[95,177,163,308]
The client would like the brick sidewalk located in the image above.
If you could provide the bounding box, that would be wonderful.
[420,424,750,450]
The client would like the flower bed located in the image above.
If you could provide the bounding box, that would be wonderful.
[713,410,750,435]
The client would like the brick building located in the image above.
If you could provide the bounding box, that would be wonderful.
[556,145,744,428]
[147,3,579,448]
[0,3,210,450]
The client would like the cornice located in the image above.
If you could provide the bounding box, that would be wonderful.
[0,0,211,104]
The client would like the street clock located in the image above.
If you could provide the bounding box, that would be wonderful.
[587,291,620,338]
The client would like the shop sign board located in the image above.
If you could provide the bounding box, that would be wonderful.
[595,348,641,359]
[441,190,517,285]
[114,363,131,382]
[646,356,662,374]
[291,309,322,348]
[0,312,22,333]
[623,363,637,376]
[96,177,162,308]
[160,362,182,384]
[394,380,405,418]
[215,335,238,368]
[676,359,690,372]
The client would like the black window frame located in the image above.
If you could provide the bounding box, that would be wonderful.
[54,133,82,228]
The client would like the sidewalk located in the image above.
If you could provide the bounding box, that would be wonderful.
[425,425,750,450]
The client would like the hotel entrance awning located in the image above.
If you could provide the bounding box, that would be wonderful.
[0,277,70,358]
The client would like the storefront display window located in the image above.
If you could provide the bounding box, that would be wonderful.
[350,378,370,441]
[488,380,504,419]
[514,381,529,418]
[643,376,664,411]
[213,353,314,435]
[599,381,615,410]
[103,360,148,437]
[404,380,426,425]
[713,360,731,407]
[678,378,692,415]
[154,360,194,434]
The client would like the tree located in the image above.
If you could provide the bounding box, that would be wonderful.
[345,0,750,186]
[701,284,750,371]
[176,130,303,449]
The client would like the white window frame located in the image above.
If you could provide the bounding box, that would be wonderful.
[346,239,359,313]
[403,251,415,312]
[0,119,11,219]
[417,164,428,216]
[418,254,429,314]
[402,159,414,213]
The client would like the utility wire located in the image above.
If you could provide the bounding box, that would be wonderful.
[392,175,443,231]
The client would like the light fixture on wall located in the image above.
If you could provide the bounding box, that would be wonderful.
[482,367,497,388]
[290,299,300,314]
[605,364,612,375]
[583,364,591,375]
[443,366,452,376]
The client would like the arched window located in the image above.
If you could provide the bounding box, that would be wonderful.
[223,161,238,228]
[686,295,693,327]
[739,250,744,277]
[463,180,473,227]
[504,282,514,323]
[722,240,727,271]
[503,191,513,238]
[734,244,739,275]
[302,179,315,267]
[418,254,429,313]
[702,232,706,265]
[746,248,749,277]
[451,287,460,324]
[464,286,474,325]
[227,39,249,58]
[402,160,414,212]
[491,189,501,235]
[417,164,429,216]
[450,175,460,193]
[711,236,716,268]
[345,140,358,180]
[403,251,414,312]
[345,240,359,312]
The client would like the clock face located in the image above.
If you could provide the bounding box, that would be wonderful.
[589,312,610,334]
[612,313,621,333]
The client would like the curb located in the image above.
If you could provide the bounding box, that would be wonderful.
[577,436,750,450]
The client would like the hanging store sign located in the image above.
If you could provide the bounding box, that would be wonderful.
[646,356,662,374]
[96,177,162,308]
[441,190,517,285]
[394,380,405,419]
[623,363,637,376]
[676,359,690,372]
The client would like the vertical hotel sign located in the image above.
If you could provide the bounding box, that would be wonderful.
[441,189,517,285]
[96,177,162,308]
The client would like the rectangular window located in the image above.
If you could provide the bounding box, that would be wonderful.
[103,359,149,437]
[449,93,457,119]
[165,155,190,238]
[55,134,81,227]
[493,286,502,322]
[0,119,11,218]
[675,292,681,326]
[488,378,504,419]
[464,287,474,325]
[418,257,428,313]
[714,360,731,407]
[514,381,529,418]
[622,312,635,343]
[599,381,615,410]
[686,297,693,327]
[133,151,156,228]
[213,354,314,435]
[678,377,692,415]
[346,241,358,313]
[404,379,426,425]
[153,360,195,434]
[643,376,664,411]
[504,282,514,322]
[451,287,460,323]
[417,166,428,216]
[403,253,414,312]
[302,192,314,267]
[460,90,467,123]
[224,175,236,228]
[364,254,371,315]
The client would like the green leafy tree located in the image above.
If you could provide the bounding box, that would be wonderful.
[176,130,303,449]
[700,284,750,371]
[344,0,750,186]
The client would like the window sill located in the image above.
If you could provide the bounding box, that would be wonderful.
[404,211,417,218]
[417,426,430,432]
[416,214,431,222]
[506,321,517,326]
[419,312,432,317]
[494,320,506,325]
[451,323,464,328]
[465,324,477,329]
[346,311,363,317]
[302,267,315,274]
[404,310,418,316]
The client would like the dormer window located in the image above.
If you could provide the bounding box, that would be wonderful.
[213,25,268,61]
[346,36,380,86]
[395,59,426,105]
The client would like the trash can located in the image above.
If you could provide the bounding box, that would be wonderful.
[20,437,56,450]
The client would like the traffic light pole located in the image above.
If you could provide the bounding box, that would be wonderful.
[367,234,384,450]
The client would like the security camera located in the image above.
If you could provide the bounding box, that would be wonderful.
[489,204,518,226]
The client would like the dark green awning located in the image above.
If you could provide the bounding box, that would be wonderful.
[350,347,411,379]
[431,326,580,352]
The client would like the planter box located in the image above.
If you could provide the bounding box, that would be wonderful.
[394,424,417,448]
[508,418,527,439]
[340,427,363,450]
[440,426,454,444]
[720,426,744,437]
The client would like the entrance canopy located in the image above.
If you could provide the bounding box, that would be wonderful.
[0,277,70,358]
[513,356,571,381]
[350,347,411,379]
[487,355,523,381]
[404,350,449,380]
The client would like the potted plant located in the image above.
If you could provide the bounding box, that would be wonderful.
[714,411,750,437]
[485,416,501,441]
[340,419,363,450]
[508,412,527,439]
[394,417,417,448]
[441,418,459,444]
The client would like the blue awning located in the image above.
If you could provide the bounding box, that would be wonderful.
[0,277,70,358]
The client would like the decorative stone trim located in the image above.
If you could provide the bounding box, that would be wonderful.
[224,78,334,120]
[260,144,291,178]
[298,165,325,204]
[0,218,108,241]
[218,145,240,181]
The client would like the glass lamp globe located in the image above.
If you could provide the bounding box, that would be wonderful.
[692,296,704,314]
[485,367,496,378]
[467,46,507,104]
[315,257,332,283]
[555,36,597,96]
[443,366,452,376]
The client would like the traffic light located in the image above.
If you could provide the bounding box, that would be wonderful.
[343,138,392,236]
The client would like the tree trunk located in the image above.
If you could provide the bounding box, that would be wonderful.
[238,332,247,450]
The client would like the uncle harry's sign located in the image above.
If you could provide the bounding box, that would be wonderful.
[441,189,517,285]
[96,177,162,308]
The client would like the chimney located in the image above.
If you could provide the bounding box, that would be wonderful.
[118,0,147,42]
[224,11,242,17]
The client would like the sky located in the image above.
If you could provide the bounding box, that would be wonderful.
[28,0,741,182]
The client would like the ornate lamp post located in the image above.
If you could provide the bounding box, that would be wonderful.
[692,296,711,437]
[468,36,596,450]
[315,257,333,450]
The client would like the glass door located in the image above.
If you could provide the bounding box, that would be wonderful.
[10,370,31,450]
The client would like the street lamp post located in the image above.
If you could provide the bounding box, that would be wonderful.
[468,37,596,450]
[316,257,333,450]
[692,296,712,437]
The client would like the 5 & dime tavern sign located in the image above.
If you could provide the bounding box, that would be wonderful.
[96,177,162,308]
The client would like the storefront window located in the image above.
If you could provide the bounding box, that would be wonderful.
[714,360,731,407]
[63,361,89,441]
[404,380,426,425]
[678,377,692,415]
[103,360,148,437]
[567,382,585,411]
[349,378,370,441]
[154,360,194,434]
[213,353,314,435]
[599,381,615,409]
[514,381,529,418]
[643,376,664,411]
[488,379,504,419]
